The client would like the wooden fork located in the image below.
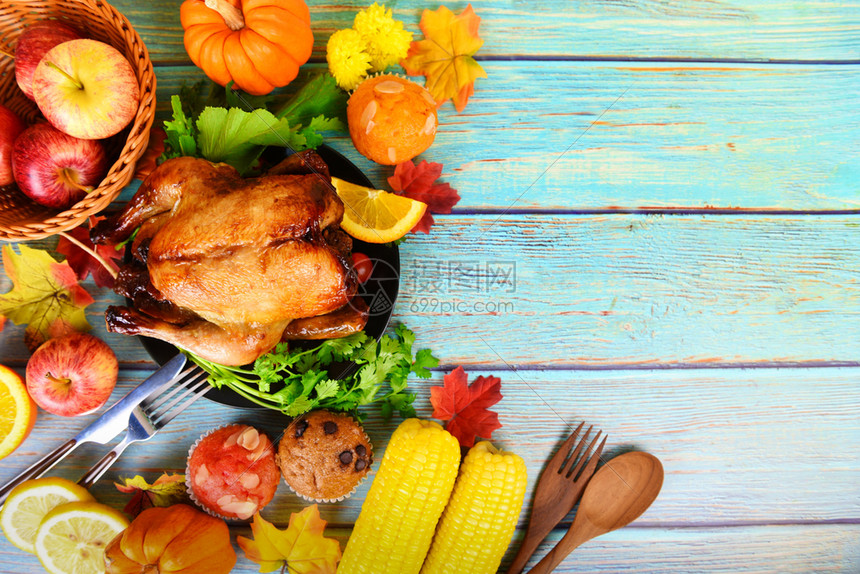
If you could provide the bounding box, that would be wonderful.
[506,422,607,574]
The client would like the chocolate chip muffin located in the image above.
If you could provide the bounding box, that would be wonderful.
[276,410,373,502]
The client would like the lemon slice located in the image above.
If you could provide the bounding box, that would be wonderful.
[0,477,95,554]
[35,500,129,574]
[0,364,37,460]
[332,176,427,243]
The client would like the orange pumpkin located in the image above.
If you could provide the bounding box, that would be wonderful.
[180,0,314,96]
[103,504,236,574]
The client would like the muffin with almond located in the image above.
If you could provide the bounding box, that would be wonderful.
[347,74,438,165]
[186,424,280,520]
[276,410,373,502]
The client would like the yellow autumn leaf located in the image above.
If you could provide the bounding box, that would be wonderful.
[401,4,487,112]
[114,472,188,516]
[237,505,341,574]
[0,244,94,349]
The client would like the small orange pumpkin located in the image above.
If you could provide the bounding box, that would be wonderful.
[180,0,314,95]
[103,504,236,574]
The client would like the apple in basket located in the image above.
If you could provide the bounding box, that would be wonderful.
[14,20,83,100]
[12,123,107,210]
[26,333,119,417]
[32,38,139,140]
[0,104,26,186]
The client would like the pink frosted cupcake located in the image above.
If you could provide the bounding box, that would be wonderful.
[186,424,281,520]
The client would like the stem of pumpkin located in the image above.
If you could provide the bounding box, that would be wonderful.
[58,231,119,280]
[204,0,245,31]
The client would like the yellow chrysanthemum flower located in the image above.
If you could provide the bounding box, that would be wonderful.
[327,28,372,90]
[353,3,413,73]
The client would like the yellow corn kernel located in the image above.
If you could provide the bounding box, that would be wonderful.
[421,441,528,574]
[338,418,461,574]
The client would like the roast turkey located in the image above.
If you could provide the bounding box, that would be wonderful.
[91,151,368,366]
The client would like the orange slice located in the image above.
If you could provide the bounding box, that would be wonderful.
[332,177,427,243]
[0,364,37,460]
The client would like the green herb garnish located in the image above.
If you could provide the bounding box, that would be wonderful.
[159,72,347,175]
[186,324,438,419]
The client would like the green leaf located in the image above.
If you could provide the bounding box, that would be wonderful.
[412,348,439,378]
[161,95,198,161]
[317,331,368,364]
[196,106,308,175]
[397,324,416,354]
[357,362,386,391]
[314,379,340,401]
[384,393,417,420]
[275,71,348,127]
[300,370,327,397]
[299,115,346,149]
[286,396,314,417]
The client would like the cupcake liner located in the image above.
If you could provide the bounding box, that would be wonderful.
[283,472,369,504]
[277,411,374,503]
[186,424,279,522]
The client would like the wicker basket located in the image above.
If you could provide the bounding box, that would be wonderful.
[0,0,155,242]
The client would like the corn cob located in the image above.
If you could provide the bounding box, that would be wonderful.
[338,418,461,574]
[420,441,528,574]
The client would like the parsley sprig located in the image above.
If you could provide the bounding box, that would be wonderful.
[185,324,438,419]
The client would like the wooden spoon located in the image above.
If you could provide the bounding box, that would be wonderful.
[526,451,664,574]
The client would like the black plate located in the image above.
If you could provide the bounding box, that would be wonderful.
[135,144,400,409]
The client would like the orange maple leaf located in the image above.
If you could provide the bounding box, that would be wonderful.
[401,4,487,112]
[237,505,341,574]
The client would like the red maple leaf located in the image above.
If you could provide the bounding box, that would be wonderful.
[56,216,122,289]
[388,160,460,234]
[430,366,502,447]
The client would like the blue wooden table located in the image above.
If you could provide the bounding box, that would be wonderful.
[2,1,859,572]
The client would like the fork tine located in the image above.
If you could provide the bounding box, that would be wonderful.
[148,370,210,428]
[139,365,202,413]
[548,422,585,473]
[564,429,599,478]
[561,425,593,476]
[152,381,210,429]
[573,434,607,482]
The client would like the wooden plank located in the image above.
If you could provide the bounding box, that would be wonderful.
[499,524,860,573]
[3,215,858,367]
[0,521,855,573]
[147,62,860,211]
[0,367,857,525]
[114,0,860,63]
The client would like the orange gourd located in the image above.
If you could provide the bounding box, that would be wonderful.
[180,0,313,95]
[103,504,236,574]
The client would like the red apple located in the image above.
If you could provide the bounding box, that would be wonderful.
[26,333,119,417]
[14,20,83,100]
[12,123,107,210]
[0,104,26,186]
[33,39,139,140]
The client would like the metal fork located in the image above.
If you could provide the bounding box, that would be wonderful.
[506,422,607,574]
[77,366,210,489]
